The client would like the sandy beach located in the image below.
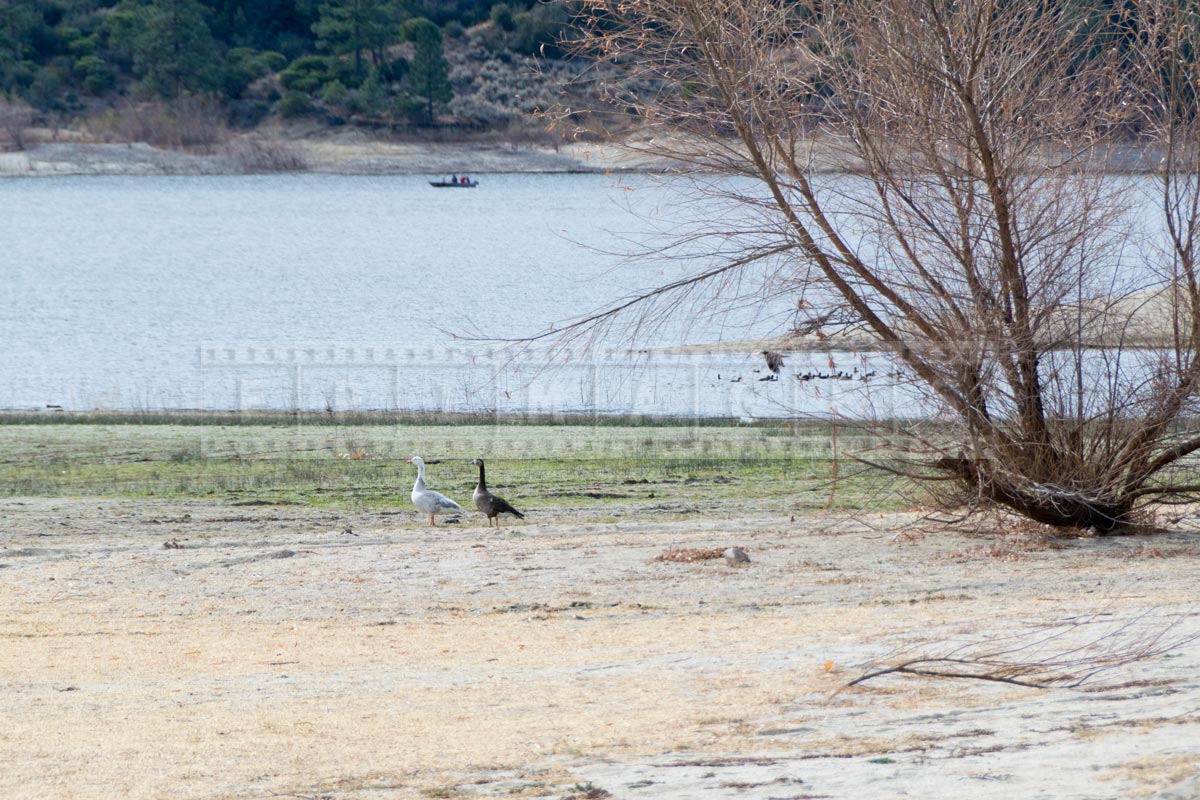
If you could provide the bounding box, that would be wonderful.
[2,496,1198,799]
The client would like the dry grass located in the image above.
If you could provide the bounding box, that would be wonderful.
[653,547,726,563]
[1100,753,1200,797]
[1102,544,1200,560]
[0,101,33,151]
[941,537,1063,563]
[223,137,308,172]
[85,97,227,148]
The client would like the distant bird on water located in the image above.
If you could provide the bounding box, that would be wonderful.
[760,350,785,374]
[409,456,464,526]
[470,458,526,526]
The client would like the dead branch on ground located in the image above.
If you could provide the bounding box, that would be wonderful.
[847,610,1199,689]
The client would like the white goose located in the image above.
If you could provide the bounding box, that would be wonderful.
[409,456,464,526]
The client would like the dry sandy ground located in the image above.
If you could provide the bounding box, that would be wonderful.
[2,497,1199,800]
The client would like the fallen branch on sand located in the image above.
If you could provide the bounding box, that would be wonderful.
[847,610,1199,689]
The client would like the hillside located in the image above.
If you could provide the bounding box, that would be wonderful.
[0,0,587,149]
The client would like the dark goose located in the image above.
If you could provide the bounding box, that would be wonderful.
[469,458,526,526]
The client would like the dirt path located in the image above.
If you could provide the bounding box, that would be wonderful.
[2,498,1198,799]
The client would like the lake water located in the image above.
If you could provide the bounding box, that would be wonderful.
[1,172,912,418]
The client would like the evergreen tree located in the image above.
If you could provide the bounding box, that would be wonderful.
[0,1,41,93]
[312,0,400,81]
[403,16,450,124]
[133,0,222,98]
[208,0,320,55]
[355,67,387,115]
[102,3,142,72]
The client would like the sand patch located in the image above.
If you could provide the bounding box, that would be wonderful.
[2,498,1198,798]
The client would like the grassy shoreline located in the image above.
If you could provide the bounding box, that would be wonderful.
[0,409,821,427]
[0,415,913,514]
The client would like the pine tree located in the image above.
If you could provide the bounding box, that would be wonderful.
[0,0,40,94]
[133,0,221,98]
[312,0,399,81]
[404,16,451,125]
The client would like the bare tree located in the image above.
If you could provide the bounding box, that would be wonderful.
[0,101,33,151]
[545,0,1200,533]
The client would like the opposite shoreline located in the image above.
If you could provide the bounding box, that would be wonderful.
[0,136,671,178]
[0,132,1164,178]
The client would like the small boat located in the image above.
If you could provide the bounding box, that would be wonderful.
[430,176,478,188]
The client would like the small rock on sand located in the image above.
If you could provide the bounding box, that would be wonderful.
[724,547,750,565]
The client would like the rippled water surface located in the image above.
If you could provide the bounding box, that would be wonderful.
[2,173,898,416]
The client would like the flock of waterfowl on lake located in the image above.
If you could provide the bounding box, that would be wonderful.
[408,455,525,527]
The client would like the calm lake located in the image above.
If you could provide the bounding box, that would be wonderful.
[2,172,911,418]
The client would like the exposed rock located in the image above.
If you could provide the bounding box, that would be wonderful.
[724,546,750,565]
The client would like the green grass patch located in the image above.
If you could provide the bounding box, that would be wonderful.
[0,419,917,513]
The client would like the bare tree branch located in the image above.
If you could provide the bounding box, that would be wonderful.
[545,0,1200,533]
[848,610,1200,689]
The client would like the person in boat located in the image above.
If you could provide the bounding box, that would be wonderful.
[460,175,469,184]
[450,174,457,184]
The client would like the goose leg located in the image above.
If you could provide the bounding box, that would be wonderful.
[429,514,436,526]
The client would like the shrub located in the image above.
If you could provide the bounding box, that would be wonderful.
[260,51,288,73]
[226,47,261,69]
[67,33,99,58]
[448,93,512,127]
[320,79,349,113]
[157,94,226,147]
[86,96,227,148]
[74,55,114,95]
[24,67,64,112]
[12,61,38,93]
[512,4,569,57]
[279,56,331,94]
[227,98,271,128]
[491,4,516,32]
[391,92,422,122]
[327,58,362,89]
[0,102,34,151]
[56,27,83,49]
[223,138,308,172]
[383,57,409,83]
[225,48,285,98]
[471,23,510,55]
[354,70,388,116]
[277,90,313,118]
